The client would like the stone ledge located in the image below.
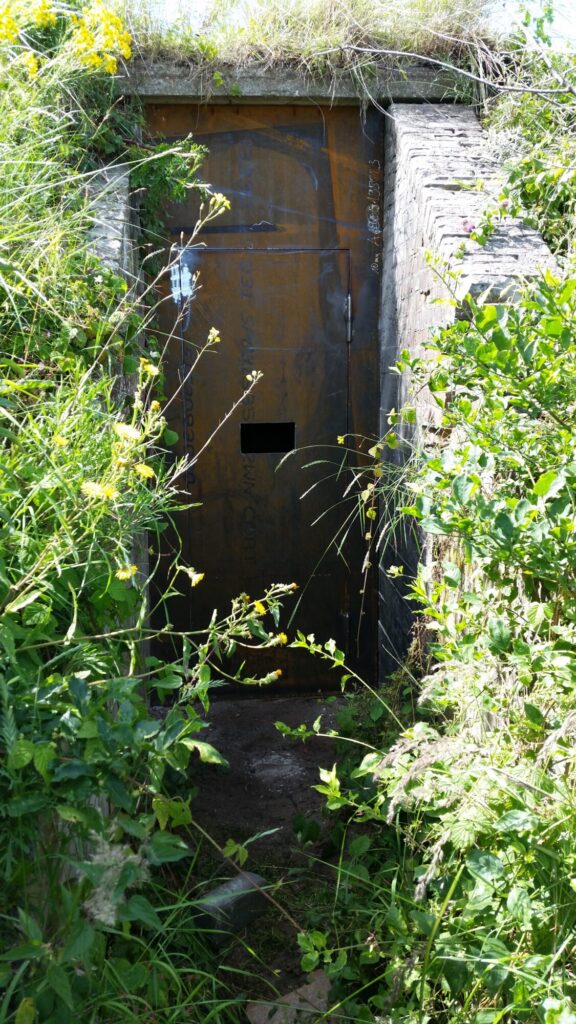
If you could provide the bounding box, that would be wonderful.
[118,60,459,104]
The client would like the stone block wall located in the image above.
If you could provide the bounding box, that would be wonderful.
[378,103,554,673]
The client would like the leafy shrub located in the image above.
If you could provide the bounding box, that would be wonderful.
[0,6,292,1021]
[294,267,576,1024]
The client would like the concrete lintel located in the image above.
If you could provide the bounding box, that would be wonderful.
[118,60,459,104]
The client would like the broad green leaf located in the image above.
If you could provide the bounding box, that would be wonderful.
[349,835,371,858]
[152,795,170,831]
[5,590,43,614]
[15,998,36,1024]
[33,743,56,781]
[147,830,191,865]
[466,851,505,883]
[17,909,42,943]
[453,475,475,503]
[7,795,49,817]
[8,739,35,771]
[534,470,562,498]
[488,616,512,652]
[119,895,162,930]
[495,810,538,833]
[46,965,74,1010]
[507,886,532,928]
[180,738,228,765]
[134,719,161,741]
[62,921,96,963]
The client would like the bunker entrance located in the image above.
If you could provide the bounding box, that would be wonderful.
[148,103,383,689]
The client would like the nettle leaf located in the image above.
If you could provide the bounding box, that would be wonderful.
[147,830,191,865]
[442,561,461,588]
[488,616,512,652]
[152,795,170,831]
[119,894,162,930]
[493,512,515,543]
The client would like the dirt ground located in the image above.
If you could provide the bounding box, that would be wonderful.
[185,693,345,1003]
[191,693,343,849]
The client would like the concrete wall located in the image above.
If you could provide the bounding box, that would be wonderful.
[378,103,554,673]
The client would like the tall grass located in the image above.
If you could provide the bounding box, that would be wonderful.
[0,7,297,1022]
[115,0,497,71]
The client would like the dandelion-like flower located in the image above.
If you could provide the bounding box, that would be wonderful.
[113,422,140,443]
[53,434,69,448]
[81,481,118,500]
[140,357,160,377]
[134,462,155,480]
[115,564,138,580]
[253,600,266,616]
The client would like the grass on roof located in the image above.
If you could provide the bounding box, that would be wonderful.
[114,0,500,75]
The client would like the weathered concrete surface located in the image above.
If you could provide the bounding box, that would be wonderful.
[378,103,555,671]
[87,164,133,278]
[247,970,345,1023]
[120,60,458,103]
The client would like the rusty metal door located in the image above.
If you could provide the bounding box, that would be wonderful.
[148,104,383,688]
[162,246,350,686]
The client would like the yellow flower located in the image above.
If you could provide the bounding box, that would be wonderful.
[150,400,161,412]
[0,6,18,41]
[337,435,345,445]
[113,422,140,443]
[32,0,57,27]
[134,462,155,480]
[81,480,118,500]
[70,1,131,73]
[115,564,138,580]
[254,600,266,616]
[277,632,288,645]
[53,434,69,448]
[19,51,39,78]
[190,571,204,587]
[274,669,282,678]
[140,357,159,377]
[102,52,117,74]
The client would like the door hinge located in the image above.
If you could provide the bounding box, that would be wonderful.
[346,292,353,344]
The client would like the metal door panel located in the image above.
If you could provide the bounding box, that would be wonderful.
[147,103,384,687]
[160,249,349,686]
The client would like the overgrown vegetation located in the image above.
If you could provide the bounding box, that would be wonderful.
[115,0,496,79]
[284,10,576,1024]
[3,1,576,1023]
[0,5,293,1021]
